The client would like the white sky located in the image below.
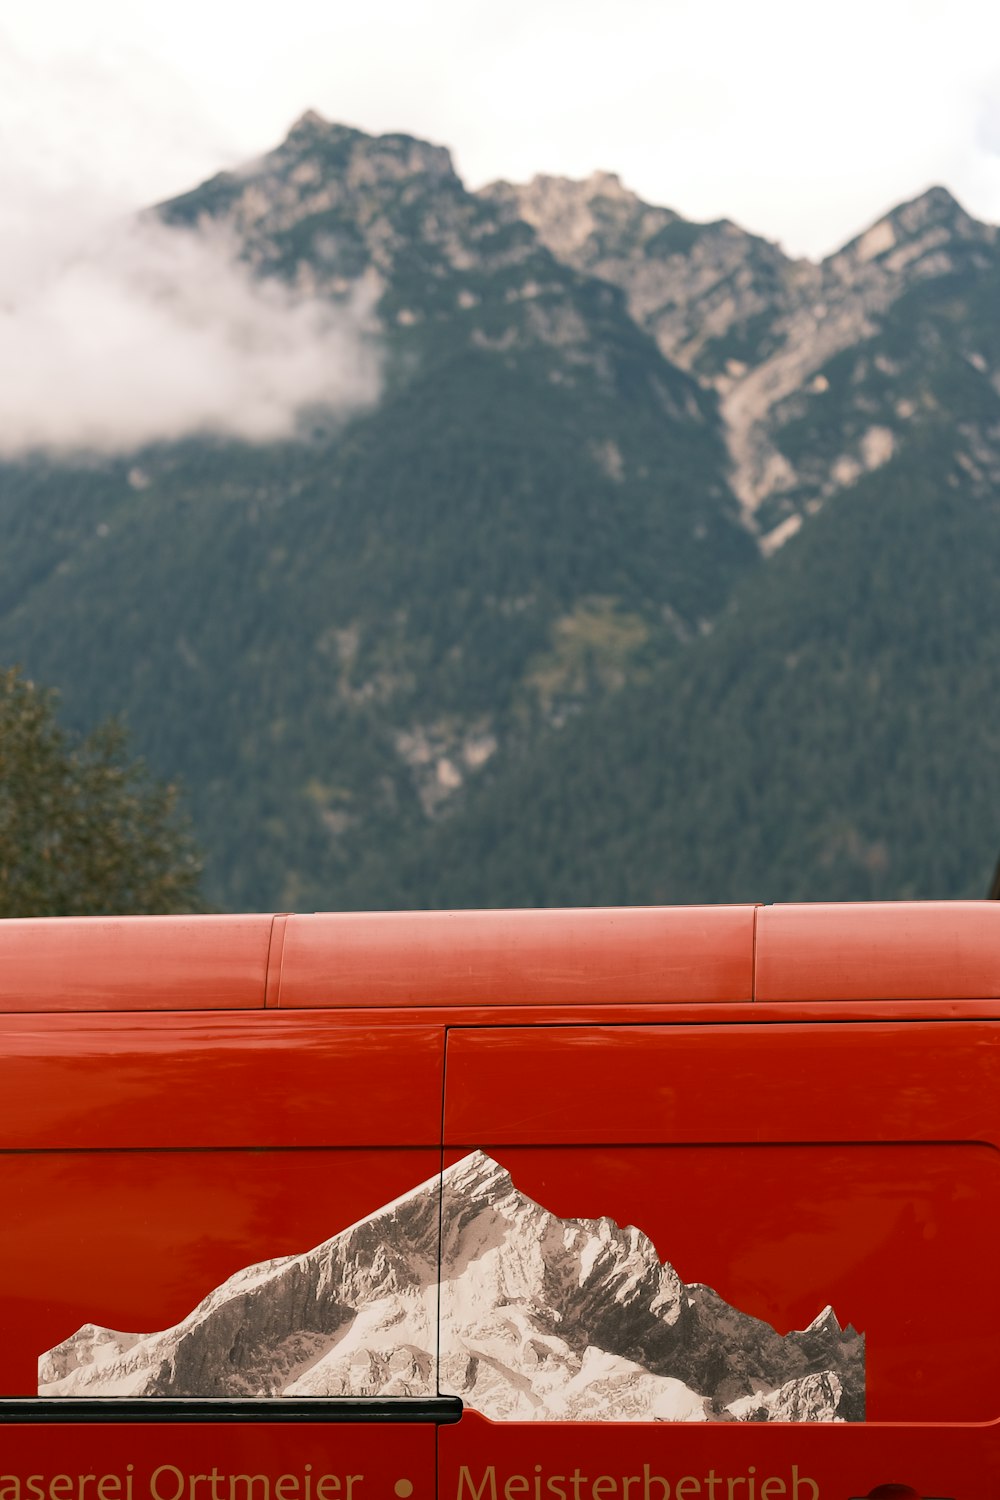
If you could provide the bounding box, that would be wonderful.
[3,0,1000,259]
[3,0,1000,457]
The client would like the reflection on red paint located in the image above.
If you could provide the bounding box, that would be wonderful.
[0,1148,440,1394]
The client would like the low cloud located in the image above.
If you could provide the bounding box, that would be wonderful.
[0,212,382,459]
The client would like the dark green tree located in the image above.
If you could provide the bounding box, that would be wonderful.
[0,667,204,916]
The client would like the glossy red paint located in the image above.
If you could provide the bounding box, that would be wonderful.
[0,1415,984,1500]
[443,1023,1000,1428]
[440,1409,994,1500]
[0,902,998,1500]
[440,1142,998,1424]
[756,901,1000,1001]
[273,907,755,1007]
[0,1014,443,1148]
[0,1423,435,1500]
[0,916,274,1012]
[1,1147,441,1396]
[442,1021,1000,1144]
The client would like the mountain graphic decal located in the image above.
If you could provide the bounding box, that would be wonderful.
[38,1151,864,1421]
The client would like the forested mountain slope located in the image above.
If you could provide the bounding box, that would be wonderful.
[2,114,999,909]
[0,116,754,910]
[360,435,1000,906]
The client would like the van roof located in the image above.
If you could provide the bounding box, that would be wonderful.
[0,902,998,1012]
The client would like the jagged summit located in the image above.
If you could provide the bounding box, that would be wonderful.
[156,111,466,288]
[895,182,971,222]
[287,108,331,135]
[39,1151,864,1422]
[482,169,695,260]
[273,111,459,182]
[481,161,998,524]
[876,182,982,237]
[581,169,631,196]
[828,182,994,272]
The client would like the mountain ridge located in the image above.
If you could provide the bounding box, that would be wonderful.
[482,164,997,524]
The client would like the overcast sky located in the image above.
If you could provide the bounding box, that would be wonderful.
[2,0,1000,456]
[4,0,1000,259]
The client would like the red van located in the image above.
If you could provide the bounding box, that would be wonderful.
[0,903,996,1500]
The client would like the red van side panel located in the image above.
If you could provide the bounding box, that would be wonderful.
[442,1019,1000,1145]
[0,903,997,1500]
[0,1013,443,1149]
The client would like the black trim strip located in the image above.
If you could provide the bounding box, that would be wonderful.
[0,1397,463,1425]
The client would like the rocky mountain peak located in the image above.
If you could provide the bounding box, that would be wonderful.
[480,170,681,261]
[827,184,994,281]
[277,111,457,182]
[473,160,1000,534]
[157,114,471,295]
[805,1303,840,1334]
[883,183,987,243]
[285,108,334,140]
[39,1151,864,1422]
[582,169,633,200]
[481,169,801,381]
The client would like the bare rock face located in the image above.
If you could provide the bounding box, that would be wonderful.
[482,174,999,524]
[39,1151,864,1421]
[157,111,532,299]
[480,172,804,384]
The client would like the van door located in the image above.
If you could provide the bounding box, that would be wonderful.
[438,1021,1000,1499]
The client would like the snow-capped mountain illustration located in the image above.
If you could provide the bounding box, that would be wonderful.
[38,1151,864,1421]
